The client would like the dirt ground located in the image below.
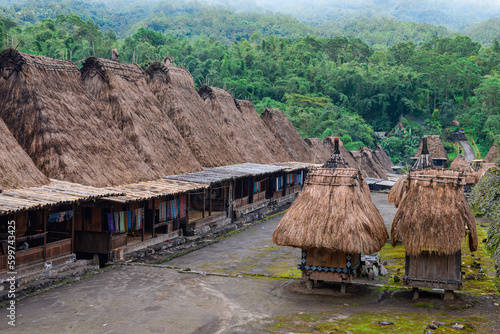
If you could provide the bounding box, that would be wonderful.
[1,193,499,334]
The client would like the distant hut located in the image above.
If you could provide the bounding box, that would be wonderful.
[145,61,239,167]
[412,135,449,167]
[273,138,388,292]
[322,137,357,168]
[484,145,499,164]
[81,56,202,176]
[304,138,330,164]
[450,154,476,185]
[350,147,388,180]
[388,168,478,299]
[199,86,277,164]
[475,163,497,183]
[234,99,291,163]
[260,108,314,163]
[372,145,394,173]
[0,48,156,187]
[0,117,49,190]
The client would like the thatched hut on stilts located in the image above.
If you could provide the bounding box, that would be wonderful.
[81,55,202,176]
[273,138,388,292]
[389,142,478,300]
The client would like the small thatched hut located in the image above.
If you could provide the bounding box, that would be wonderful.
[0,49,157,187]
[0,117,49,190]
[199,86,277,163]
[484,145,499,164]
[145,61,238,167]
[388,169,478,298]
[81,56,202,175]
[304,138,331,164]
[412,135,449,167]
[260,108,314,163]
[373,145,394,173]
[322,137,357,168]
[450,154,476,184]
[234,99,291,163]
[273,139,388,292]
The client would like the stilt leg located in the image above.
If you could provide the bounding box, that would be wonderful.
[341,282,346,294]
[444,290,455,301]
[412,287,419,300]
[306,278,314,290]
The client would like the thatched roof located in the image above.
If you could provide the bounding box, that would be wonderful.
[413,135,448,161]
[0,179,122,215]
[475,163,497,183]
[234,99,291,163]
[450,154,476,184]
[199,86,279,164]
[81,57,202,176]
[304,138,331,164]
[484,145,499,163]
[0,117,49,190]
[260,108,314,163]
[350,147,388,180]
[388,169,477,255]
[273,167,388,253]
[322,137,357,168]
[0,49,157,187]
[373,145,394,173]
[145,62,237,167]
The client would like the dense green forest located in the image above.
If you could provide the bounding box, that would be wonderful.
[1,1,499,164]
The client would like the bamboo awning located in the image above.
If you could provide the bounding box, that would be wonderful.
[102,179,208,203]
[0,179,123,215]
[270,162,320,172]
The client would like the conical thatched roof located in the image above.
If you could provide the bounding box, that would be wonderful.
[322,137,357,168]
[475,163,496,183]
[450,154,476,184]
[388,169,477,255]
[199,86,277,163]
[413,135,448,162]
[0,49,157,187]
[373,145,394,173]
[260,108,314,163]
[81,57,202,175]
[305,138,331,164]
[145,62,238,167]
[0,117,49,190]
[234,99,291,163]
[273,167,388,254]
[350,147,388,179]
[484,145,499,163]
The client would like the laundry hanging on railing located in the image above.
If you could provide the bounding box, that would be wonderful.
[47,210,74,223]
[158,196,186,222]
[107,208,143,233]
[276,176,283,190]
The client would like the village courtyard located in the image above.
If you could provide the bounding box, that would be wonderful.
[1,193,499,334]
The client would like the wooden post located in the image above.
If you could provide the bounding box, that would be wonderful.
[152,198,156,238]
[142,202,145,242]
[202,190,206,218]
[71,203,75,254]
[412,287,419,300]
[223,186,226,217]
[306,278,314,290]
[43,209,47,261]
[209,188,212,217]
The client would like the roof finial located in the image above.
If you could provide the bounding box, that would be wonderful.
[111,49,119,61]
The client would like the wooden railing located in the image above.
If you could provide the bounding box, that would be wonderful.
[75,231,126,255]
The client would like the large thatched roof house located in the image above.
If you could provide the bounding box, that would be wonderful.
[145,61,238,167]
[0,117,49,189]
[81,57,202,176]
[373,145,394,173]
[199,86,281,164]
[350,147,388,179]
[484,145,499,163]
[304,138,330,164]
[0,49,156,187]
[388,168,478,296]
[260,108,314,163]
[234,99,291,163]
[412,135,449,167]
[273,138,387,290]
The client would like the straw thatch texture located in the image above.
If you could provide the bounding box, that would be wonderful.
[450,154,476,184]
[0,49,157,187]
[234,99,291,163]
[350,147,388,179]
[260,108,314,163]
[389,169,478,255]
[145,62,238,167]
[305,138,331,164]
[0,117,49,189]
[484,145,499,163]
[322,137,357,168]
[373,145,394,172]
[475,163,497,183]
[199,86,277,163]
[273,168,388,254]
[413,135,448,162]
[81,57,202,175]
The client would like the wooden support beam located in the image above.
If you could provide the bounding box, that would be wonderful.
[43,208,47,261]
[152,198,156,238]
[71,203,75,254]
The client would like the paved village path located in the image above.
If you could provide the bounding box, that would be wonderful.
[1,193,499,334]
